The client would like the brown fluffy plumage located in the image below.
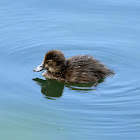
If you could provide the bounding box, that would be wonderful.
[33,50,114,83]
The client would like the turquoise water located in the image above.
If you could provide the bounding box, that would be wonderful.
[0,0,140,140]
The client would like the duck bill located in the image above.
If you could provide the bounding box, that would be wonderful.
[33,62,45,72]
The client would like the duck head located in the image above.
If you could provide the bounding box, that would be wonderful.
[33,50,66,73]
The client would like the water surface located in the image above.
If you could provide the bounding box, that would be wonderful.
[0,0,140,140]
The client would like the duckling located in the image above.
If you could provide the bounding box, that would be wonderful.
[33,50,114,83]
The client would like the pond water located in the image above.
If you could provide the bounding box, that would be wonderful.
[0,0,140,140]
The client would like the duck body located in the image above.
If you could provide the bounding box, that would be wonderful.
[33,50,114,83]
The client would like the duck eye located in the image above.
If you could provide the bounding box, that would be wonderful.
[46,60,52,64]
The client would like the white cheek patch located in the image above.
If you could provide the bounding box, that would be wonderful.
[45,64,49,68]
[48,67,56,72]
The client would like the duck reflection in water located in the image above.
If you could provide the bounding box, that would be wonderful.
[33,78,104,99]
[33,78,64,99]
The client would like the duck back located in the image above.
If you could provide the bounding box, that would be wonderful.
[64,55,113,83]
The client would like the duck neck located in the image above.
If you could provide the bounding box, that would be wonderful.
[49,66,67,78]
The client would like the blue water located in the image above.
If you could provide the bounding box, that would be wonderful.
[0,0,140,140]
